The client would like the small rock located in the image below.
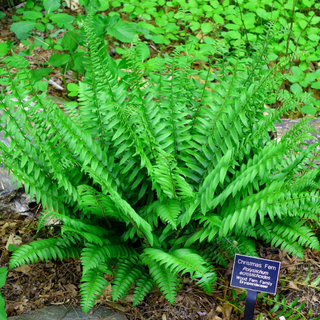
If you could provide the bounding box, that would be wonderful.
[7,305,127,320]
[0,131,34,220]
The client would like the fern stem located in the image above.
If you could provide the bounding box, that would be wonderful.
[200,58,283,184]
[235,0,250,46]
[86,51,106,150]
[199,59,239,184]
[126,214,151,248]
[190,58,215,131]
[259,295,307,319]
[285,0,296,57]
[169,56,179,160]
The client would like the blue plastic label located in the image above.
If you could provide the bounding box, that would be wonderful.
[230,254,280,294]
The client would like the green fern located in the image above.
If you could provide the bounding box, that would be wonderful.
[1,12,320,316]
[111,258,143,301]
[79,264,111,314]
[9,237,82,268]
[132,273,155,306]
[258,293,310,320]
[147,259,178,304]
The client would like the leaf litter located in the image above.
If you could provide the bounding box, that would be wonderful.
[1,215,320,319]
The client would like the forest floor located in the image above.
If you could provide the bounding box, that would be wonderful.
[2,4,320,320]
[2,216,320,319]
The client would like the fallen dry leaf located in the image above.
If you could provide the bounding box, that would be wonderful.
[216,305,223,313]
[6,233,22,250]
[14,265,31,275]
[107,301,128,312]
[287,281,299,290]
[174,295,184,303]
[124,294,134,302]
[65,283,77,291]
[222,303,233,319]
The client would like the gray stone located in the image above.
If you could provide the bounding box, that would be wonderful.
[0,0,24,9]
[0,131,33,219]
[274,118,320,143]
[274,118,320,166]
[7,305,127,320]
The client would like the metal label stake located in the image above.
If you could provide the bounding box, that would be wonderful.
[230,254,281,320]
[243,289,257,320]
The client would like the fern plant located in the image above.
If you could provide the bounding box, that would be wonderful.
[1,14,320,314]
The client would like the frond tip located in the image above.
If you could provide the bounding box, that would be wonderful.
[79,264,111,314]
[9,238,81,269]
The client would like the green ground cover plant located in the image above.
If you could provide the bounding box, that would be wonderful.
[1,8,320,316]
[0,268,7,320]
[4,0,320,115]
[8,0,137,73]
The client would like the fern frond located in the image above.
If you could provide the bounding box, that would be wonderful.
[79,263,111,314]
[256,218,319,258]
[259,293,308,320]
[77,185,122,220]
[83,165,154,247]
[143,248,214,283]
[133,272,155,306]
[81,243,137,274]
[155,200,182,229]
[37,211,112,238]
[9,238,82,269]
[147,259,178,304]
[112,258,143,301]
[153,153,194,200]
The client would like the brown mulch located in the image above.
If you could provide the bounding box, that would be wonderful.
[1,215,320,320]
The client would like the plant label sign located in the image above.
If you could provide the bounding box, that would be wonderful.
[230,254,281,294]
[230,254,281,320]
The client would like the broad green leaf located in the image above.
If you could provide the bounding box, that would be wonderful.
[256,8,268,19]
[107,21,136,43]
[49,13,75,28]
[291,66,304,77]
[48,53,71,67]
[190,21,200,31]
[228,31,241,39]
[33,68,52,81]
[213,14,224,24]
[201,22,213,33]
[0,268,7,288]
[308,34,320,42]
[290,83,302,95]
[0,296,5,320]
[151,34,170,44]
[71,52,85,74]
[61,31,79,52]
[301,105,317,115]
[210,0,220,8]
[22,11,43,20]
[26,0,34,8]
[98,0,110,10]
[10,21,38,40]
[299,62,308,71]
[67,83,79,95]
[0,43,9,55]
[311,82,320,89]
[44,0,61,13]
[225,24,240,30]
[34,80,49,91]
